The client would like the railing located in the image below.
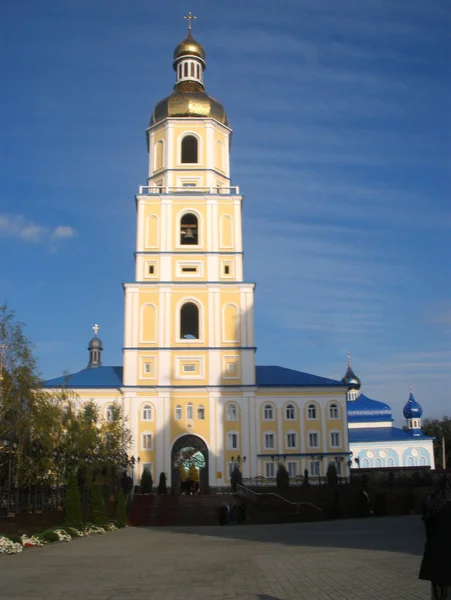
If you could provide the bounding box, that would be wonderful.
[236,483,323,513]
[242,475,347,487]
[138,185,240,195]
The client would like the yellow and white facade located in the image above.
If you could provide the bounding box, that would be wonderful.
[45,24,350,487]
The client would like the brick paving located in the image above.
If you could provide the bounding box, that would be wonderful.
[0,516,429,600]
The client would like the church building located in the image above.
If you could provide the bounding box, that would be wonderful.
[44,20,351,488]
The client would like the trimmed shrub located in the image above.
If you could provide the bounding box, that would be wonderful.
[64,471,84,530]
[40,529,59,543]
[90,483,108,526]
[115,489,127,528]
[303,468,310,486]
[276,464,289,490]
[5,534,22,545]
[230,466,242,493]
[158,472,167,495]
[327,462,338,486]
[140,468,153,494]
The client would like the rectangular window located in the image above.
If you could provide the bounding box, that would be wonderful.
[175,406,182,420]
[227,432,238,450]
[148,265,155,275]
[309,432,319,448]
[264,462,275,478]
[264,433,275,449]
[183,364,196,372]
[182,182,196,187]
[144,362,152,374]
[181,266,198,273]
[226,362,236,374]
[224,265,230,275]
[142,434,152,450]
[197,406,205,420]
[310,461,320,476]
[187,404,193,420]
[287,433,297,449]
[287,461,297,477]
[331,432,341,447]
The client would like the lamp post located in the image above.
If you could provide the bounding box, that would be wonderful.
[2,439,18,514]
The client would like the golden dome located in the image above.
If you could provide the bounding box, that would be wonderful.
[150,81,228,127]
[173,31,205,62]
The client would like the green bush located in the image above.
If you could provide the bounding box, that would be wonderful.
[276,464,289,489]
[90,483,108,526]
[40,529,59,543]
[140,468,153,494]
[158,472,167,495]
[230,465,242,493]
[327,462,338,486]
[115,488,127,528]
[64,471,84,530]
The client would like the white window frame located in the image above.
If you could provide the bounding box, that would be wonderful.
[141,433,153,451]
[285,404,296,420]
[330,431,341,448]
[329,403,339,419]
[142,404,152,421]
[287,461,298,477]
[105,405,114,422]
[308,431,319,448]
[264,432,275,450]
[264,462,275,478]
[263,404,274,421]
[309,460,320,476]
[226,431,239,450]
[286,432,297,449]
[307,403,318,420]
[186,403,194,420]
[175,405,182,420]
[197,405,205,420]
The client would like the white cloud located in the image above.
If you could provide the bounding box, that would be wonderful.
[0,214,77,244]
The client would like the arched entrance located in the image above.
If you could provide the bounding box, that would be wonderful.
[171,434,209,493]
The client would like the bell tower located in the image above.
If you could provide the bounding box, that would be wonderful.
[122,17,256,389]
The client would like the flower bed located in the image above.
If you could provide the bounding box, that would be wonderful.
[0,521,121,556]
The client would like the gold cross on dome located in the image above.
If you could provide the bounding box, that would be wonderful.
[184,11,197,31]
[93,324,100,336]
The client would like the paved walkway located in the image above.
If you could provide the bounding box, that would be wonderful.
[0,516,429,600]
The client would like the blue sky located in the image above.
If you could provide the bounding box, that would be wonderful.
[2,0,450,422]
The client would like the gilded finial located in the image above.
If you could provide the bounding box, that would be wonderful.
[184,11,197,32]
[93,324,100,336]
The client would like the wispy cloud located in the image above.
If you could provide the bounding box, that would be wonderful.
[0,214,77,244]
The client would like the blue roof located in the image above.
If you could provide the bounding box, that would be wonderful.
[255,366,345,387]
[349,426,433,443]
[44,364,345,389]
[44,366,123,388]
[347,393,393,423]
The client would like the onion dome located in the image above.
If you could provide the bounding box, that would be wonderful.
[174,30,205,62]
[341,351,361,390]
[88,336,103,351]
[403,385,423,419]
[87,325,103,369]
[149,21,228,127]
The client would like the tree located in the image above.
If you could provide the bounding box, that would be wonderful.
[90,482,108,526]
[230,465,242,493]
[115,488,127,528]
[303,468,310,486]
[276,464,289,490]
[64,472,84,530]
[327,462,338,486]
[158,472,167,495]
[422,417,451,469]
[140,468,153,494]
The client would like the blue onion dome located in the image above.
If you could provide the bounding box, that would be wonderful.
[341,352,361,390]
[88,336,103,351]
[403,386,423,419]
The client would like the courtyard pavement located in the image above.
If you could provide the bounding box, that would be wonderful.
[0,516,429,600]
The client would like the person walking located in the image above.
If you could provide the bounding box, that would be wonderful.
[419,475,451,599]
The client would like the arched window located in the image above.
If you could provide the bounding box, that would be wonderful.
[180,213,198,245]
[329,403,339,419]
[175,405,182,420]
[142,433,152,450]
[142,404,152,421]
[184,62,188,77]
[285,404,295,420]
[227,403,238,421]
[181,135,198,163]
[180,302,199,339]
[187,403,193,420]
[196,64,200,79]
[307,404,317,419]
[197,405,205,420]
[263,404,274,420]
[387,457,395,467]
[105,405,114,422]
